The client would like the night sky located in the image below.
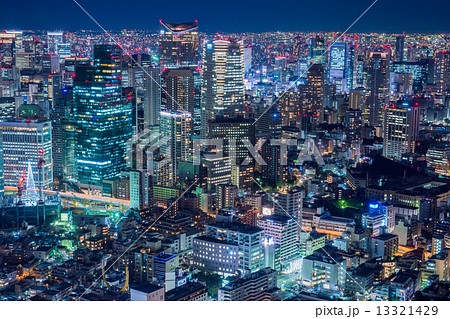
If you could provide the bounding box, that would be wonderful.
[1,0,450,33]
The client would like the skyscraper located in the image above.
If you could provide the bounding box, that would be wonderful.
[382,102,420,160]
[328,42,349,93]
[308,36,326,66]
[346,43,356,91]
[304,63,325,122]
[201,39,245,136]
[52,87,76,186]
[217,183,238,209]
[159,109,193,186]
[279,91,300,127]
[47,31,64,55]
[274,186,304,229]
[0,119,53,190]
[392,59,431,93]
[435,51,450,95]
[163,68,194,114]
[159,20,199,69]
[0,33,16,66]
[209,118,255,165]
[258,215,298,262]
[367,52,390,127]
[395,35,405,62]
[205,222,265,273]
[73,44,132,186]
[143,66,162,127]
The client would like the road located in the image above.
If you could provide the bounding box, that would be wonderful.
[4,186,130,206]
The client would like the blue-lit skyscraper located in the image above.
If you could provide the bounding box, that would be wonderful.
[346,43,355,91]
[328,42,355,93]
[73,44,132,186]
[328,42,347,92]
[308,36,326,66]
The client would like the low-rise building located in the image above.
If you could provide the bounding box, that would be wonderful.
[130,283,165,301]
[218,267,280,301]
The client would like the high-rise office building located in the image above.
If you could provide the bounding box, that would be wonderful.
[159,20,199,69]
[217,183,237,209]
[205,221,265,273]
[200,151,232,193]
[143,66,162,127]
[160,109,192,163]
[209,118,255,165]
[56,43,71,58]
[193,235,239,276]
[328,42,349,93]
[209,118,255,189]
[355,54,365,88]
[426,143,450,177]
[274,186,303,227]
[346,43,356,91]
[371,233,399,260]
[159,109,193,186]
[304,64,325,122]
[392,60,430,93]
[73,44,132,186]
[47,31,64,55]
[367,52,390,126]
[163,68,194,114]
[256,105,282,138]
[308,36,326,66]
[201,39,245,136]
[0,119,53,190]
[279,91,300,127]
[301,251,347,291]
[0,97,18,120]
[395,35,405,62]
[258,215,298,262]
[52,87,76,186]
[5,30,22,52]
[0,33,16,66]
[42,54,61,74]
[382,102,420,160]
[435,51,450,95]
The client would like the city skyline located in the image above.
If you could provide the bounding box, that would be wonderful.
[1,0,450,34]
[1,0,450,305]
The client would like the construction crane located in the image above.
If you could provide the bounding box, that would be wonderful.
[71,192,93,215]
[17,169,27,197]
[7,163,25,197]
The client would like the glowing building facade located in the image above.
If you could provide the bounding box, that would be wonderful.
[73,45,132,185]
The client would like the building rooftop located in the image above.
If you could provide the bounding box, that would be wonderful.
[194,235,238,246]
[374,233,398,241]
[131,283,163,294]
[220,267,276,291]
[160,21,198,33]
[209,221,263,235]
[165,282,206,301]
[392,274,413,285]
[259,215,293,224]
[304,251,345,264]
